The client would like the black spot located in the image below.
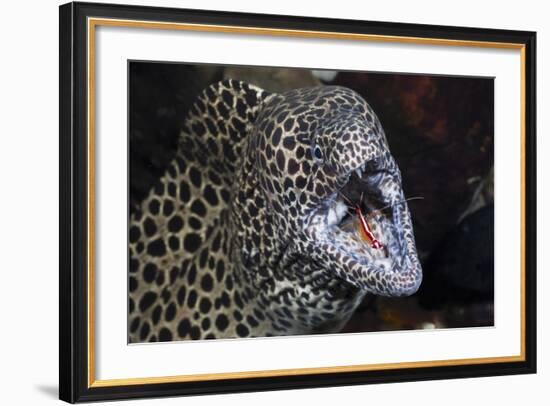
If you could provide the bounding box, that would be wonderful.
[159,328,172,342]
[283,178,293,192]
[139,292,157,312]
[148,199,160,215]
[244,88,258,107]
[187,265,197,285]
[177,286,186,305]
[152,305,162,325]
[276,111,288,123]
[283,118,294,132]
[236,324,250,337]
[207,103,217,118]
[176,157,187,174]
[220,189,230,202]
[189,167,202,188]
[169,267,178,284]
[143,263,157,283]
[168,236,179,251]
[215,260,225,282]
[265,121,274,137]
[139,322,150,340]
[315,183,325,196]
[180,181,191,202]
[209,171,222,186]
[129,297,135,314]
[215,314,229,331]
[282,307,293,318]
[199,249,208,268]
[143,217,157,237]
[234,291,244,309]
[203,185,219,206]
[231,116,246,133]
[233,310,243,321]
[295,176,307,189]
[147,238,166,257]
[168,215,183,233]
[129,258,139,273]
[167,182,177,198]
[183,234,201,253]
[205,117,217,134]
[221,90,234,107]
[235,99,247,118]
[129,276,138,292]
[272,200,283,214]
[246,315,259,327]
[192,122,206,136]
[302,161,311,175]
[190,326,201,340]
[164,302,176,321]
[163,199,174,216]
[187,290,198,308]
[129,226,141,243]
[161,288,171,304]
[276,150,286,172]
[296,146,305,159]
[287,159,300,175]
[190,199,207,216]
[201,274,214,292]
[253,309,265,321]
[220,292,231,307]
[282,136,296,150]
[177,319,191,338]
[207,138,219,155]
[201,317,211,330]
[130,317,140,333]
[241,212,250,227]
[188,217,201,230]
[278,318,292,328]
[217,102,229,119]
[272,127,282,147]
[199,297,212,313]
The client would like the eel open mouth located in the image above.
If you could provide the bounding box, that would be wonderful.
[306,164,401,275]
[302,159,423,296]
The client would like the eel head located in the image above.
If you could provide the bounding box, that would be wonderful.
[254,85,422,296]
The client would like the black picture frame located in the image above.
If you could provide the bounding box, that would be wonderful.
[59,1,537,403]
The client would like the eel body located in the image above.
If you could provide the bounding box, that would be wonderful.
[128,79,422,342]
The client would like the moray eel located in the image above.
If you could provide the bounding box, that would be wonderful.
[128,79,422,342]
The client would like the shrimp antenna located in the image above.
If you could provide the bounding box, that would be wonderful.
[375,196,424,214]
[338,190,354,207]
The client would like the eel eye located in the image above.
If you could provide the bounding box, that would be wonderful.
[313,145,323,162]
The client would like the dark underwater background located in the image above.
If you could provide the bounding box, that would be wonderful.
[129,61,494,332]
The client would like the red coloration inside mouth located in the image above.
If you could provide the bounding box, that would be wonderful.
[355,205,384,251]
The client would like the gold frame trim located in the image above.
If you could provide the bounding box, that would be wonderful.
[87,17,527,388]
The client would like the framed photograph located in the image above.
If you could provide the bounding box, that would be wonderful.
[59,1,536,403]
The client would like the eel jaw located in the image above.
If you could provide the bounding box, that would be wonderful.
[302,165,422,296]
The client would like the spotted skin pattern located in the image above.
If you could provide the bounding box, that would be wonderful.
[128,79,422,342]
